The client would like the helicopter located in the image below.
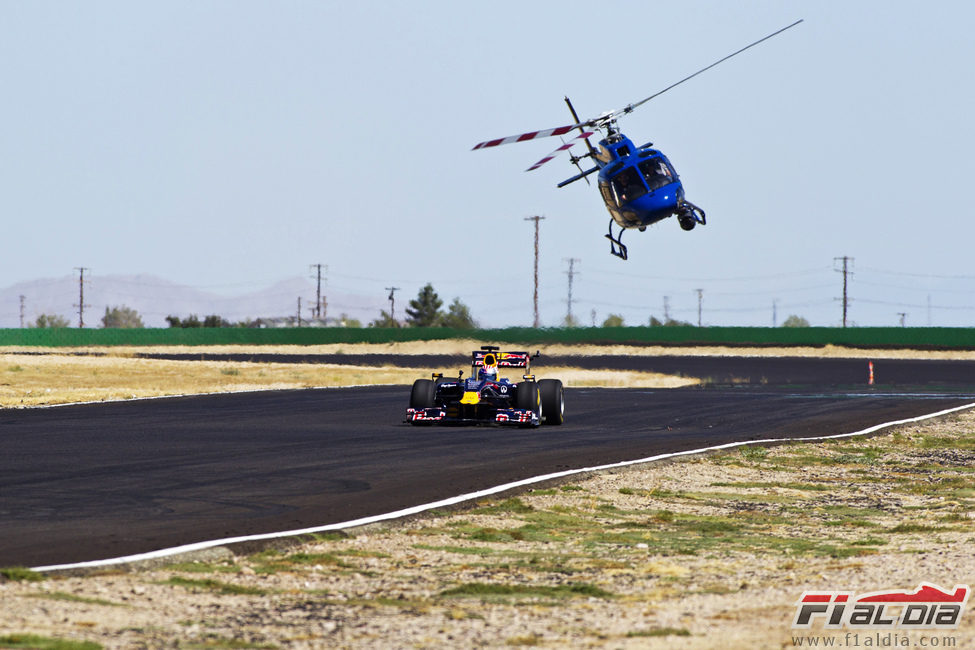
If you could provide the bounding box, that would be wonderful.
[473,20,802,260]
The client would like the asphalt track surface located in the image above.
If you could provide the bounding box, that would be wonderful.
[132,352,975,387]
[3,357,975,568]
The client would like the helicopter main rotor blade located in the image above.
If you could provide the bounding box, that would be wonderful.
[614,19,803,118]
[564,96,599,159]
[526,131,595,171]
[472,20,802,153]
[472,123,588,150]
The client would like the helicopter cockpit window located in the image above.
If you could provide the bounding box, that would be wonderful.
[638,158,675,191]
[610,167,647,203]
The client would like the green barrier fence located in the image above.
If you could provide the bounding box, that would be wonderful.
[2,326,975,349]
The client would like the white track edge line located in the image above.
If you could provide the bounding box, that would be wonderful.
[31,401,975,572]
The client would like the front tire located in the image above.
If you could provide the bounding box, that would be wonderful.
[515,382,541,427]
[538,379,564,425]
[410,379,436,409]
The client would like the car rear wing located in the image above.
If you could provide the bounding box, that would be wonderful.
[471,351,531,369]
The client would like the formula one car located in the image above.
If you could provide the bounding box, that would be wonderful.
[405,346,564,427]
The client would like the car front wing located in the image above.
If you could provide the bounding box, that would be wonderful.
[405,407,539,426]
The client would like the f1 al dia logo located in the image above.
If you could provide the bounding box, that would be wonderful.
[792,582,970,630]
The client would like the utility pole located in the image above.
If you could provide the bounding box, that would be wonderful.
[524,216,545,327]
[834,256,854,328]
[19,295,25,328]
[663,296,671,323]
[297,297,302,327]
[386,287,401,323]
[898,312,907,327]
[696,289,704,327]
[74,267,90,328]
[772,299,778,328]
[310,264,327,318]
[563,257,580,325]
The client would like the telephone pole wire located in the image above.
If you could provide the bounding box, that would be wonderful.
[524,216,545,327]
[74,267,90,328]
[563,257,580,325]
[834,256,854,328]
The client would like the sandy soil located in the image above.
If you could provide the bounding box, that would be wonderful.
[0,351,697,408]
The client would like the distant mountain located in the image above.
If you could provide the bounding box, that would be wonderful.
[0,274,386,328]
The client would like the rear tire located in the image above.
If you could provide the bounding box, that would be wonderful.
[538,379,564,425]
[410,379,436,409]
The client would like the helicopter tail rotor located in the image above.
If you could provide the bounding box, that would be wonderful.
[526,131,595,172]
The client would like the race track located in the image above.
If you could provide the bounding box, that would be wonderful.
[2,357,974,568]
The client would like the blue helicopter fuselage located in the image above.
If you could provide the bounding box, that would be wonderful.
[595,134,684,230]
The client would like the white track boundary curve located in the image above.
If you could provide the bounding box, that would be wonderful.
[32,401,975,572]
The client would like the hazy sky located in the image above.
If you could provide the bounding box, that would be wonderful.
[2,1,973,328]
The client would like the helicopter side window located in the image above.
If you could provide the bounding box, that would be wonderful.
[638,158,675,191]
[610,166,647,203]
[599,181,619,208]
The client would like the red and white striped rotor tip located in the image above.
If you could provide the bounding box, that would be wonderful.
[526,131,595,171]
[471,124,582,150]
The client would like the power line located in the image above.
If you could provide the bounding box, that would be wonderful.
[859,266,975,281]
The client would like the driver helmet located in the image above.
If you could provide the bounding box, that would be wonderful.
[478,354,499,381]
[479,365,498,381]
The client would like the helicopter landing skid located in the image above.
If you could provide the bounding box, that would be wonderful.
[605,220,628,260]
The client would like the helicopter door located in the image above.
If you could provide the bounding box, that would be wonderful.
[610,166,647,203]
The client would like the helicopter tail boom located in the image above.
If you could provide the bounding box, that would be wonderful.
[558,165,600,188]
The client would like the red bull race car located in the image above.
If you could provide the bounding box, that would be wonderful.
[405,346,564,427]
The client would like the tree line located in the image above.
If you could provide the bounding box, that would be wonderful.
[25,283,813,329]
